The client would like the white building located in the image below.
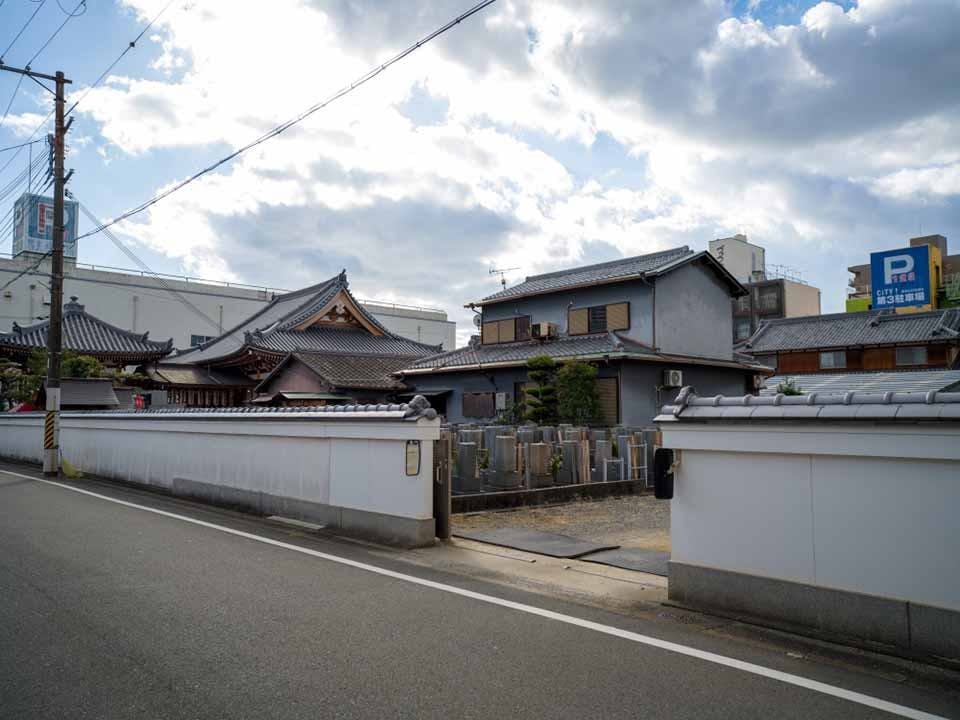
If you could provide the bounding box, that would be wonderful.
[709,234,765,284]
[0,253,456,351]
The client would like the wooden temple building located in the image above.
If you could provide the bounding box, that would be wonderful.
[149,271,440,407]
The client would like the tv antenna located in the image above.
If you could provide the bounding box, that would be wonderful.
[490,267,519,289]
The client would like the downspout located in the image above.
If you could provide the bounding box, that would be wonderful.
[640,273,657,350]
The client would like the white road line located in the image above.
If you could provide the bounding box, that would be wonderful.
[3,469,948,720]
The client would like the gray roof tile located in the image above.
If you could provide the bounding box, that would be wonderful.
[168,272,438,365]
[0,298,173,359]
[403,332,767,374]
[742,309,960,353]
[275,352,413,391]
[657,387,960,422]
[761,370,960,396]
[43,378,119,407]
[477,247,693,304]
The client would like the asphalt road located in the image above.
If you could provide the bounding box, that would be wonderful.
[1,466,958,720]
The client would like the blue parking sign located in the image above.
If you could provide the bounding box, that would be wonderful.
[870,246,931,309]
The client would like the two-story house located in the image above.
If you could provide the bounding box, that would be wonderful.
[399,247,771,425]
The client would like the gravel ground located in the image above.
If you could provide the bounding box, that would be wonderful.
[453,494,671,552]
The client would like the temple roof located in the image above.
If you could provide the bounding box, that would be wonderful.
[0,297,173,361]
[168,271,438,366]
[256,351,413,393]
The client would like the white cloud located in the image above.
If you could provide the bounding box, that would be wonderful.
[63,0,960,344]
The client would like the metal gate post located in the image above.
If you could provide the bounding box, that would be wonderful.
[433,430,452,539]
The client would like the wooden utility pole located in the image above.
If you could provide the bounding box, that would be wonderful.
[0,63,71,474]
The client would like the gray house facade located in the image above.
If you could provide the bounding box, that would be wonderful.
[400,247,771,425]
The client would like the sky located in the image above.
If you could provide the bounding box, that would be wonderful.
[0,0,958,346]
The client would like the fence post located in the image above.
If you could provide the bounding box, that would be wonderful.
[434,430,452,539]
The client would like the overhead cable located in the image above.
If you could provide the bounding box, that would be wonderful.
[66,0,178,117]
[0,73,25,131]
[78,201,223,332]
[77,0,498,240]
[27,0,86,66]
[0,251,51,290]
[0,0,49,61]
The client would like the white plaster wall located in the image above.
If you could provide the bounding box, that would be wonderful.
[662,422,960,611]
[0,413,439,521]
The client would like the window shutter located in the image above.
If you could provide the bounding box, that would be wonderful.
[478,392,495,418]
[498,318,516,343]
[596,377,619,426]
[482,321,499,345]
[516,316,531,341]
[589,306,607,333]
[569,308,588,335]
[606,302,629,331]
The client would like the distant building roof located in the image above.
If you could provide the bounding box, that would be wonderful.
[168,271,438,366]
[740,309,960,353]
[41,377,119,408]
[0,297,173,362]
[474,247,746,306]
[145,364,255,387]
[656,386,960,422]
[256,351,414,393]
[761,370,960,396]
[401,332,769,375]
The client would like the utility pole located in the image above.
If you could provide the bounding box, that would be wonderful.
[0,63,72,475]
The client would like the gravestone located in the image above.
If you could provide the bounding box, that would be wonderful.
[456,442,481,494]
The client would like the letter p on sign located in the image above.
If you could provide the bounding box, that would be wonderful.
[883,254,914,284]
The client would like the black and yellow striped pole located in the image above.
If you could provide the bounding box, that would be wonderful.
[0,65,71,475]
[44,70,70,476]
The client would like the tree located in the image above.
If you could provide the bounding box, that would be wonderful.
[556,360,601,426]
[524,355,558,424]
[26,349,103,379]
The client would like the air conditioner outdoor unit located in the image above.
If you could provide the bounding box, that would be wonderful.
[532,321,557,338]
[663,369,683,388]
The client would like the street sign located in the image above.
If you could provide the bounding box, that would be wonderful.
[870,246,931,309]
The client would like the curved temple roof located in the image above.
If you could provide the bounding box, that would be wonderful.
[0,297,173,361]
[168,271,439,366]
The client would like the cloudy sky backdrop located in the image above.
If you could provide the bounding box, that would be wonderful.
[1,0,958,344]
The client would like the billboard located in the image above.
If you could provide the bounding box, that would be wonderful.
[870,246,931,309]
[11,192,79,259]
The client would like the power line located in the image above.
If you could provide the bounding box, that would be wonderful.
[0,251,51,291]
[66,0,177,117]
[0,73,25,131]
[78,201,223,332]
[54,0,86,16]
[77,0,498,240]
[0,0,177,183]
[0,137,44,154]
[0,0,49,61]
[27,0,85,66]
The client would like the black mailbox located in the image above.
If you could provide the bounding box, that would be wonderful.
[653,448,674,500]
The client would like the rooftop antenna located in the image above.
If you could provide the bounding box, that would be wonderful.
[490,267,519,289]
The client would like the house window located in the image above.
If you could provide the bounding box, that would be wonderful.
[589,306,607,333]
[895,346,928,366]
[462,392,495,418]
[734,318,752,341]
[757,287,779,313]
[481,316,531,345]
[569,302,630,335]
[735,295,751,313]
[190,334,216,347]
[819,350,847,370]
